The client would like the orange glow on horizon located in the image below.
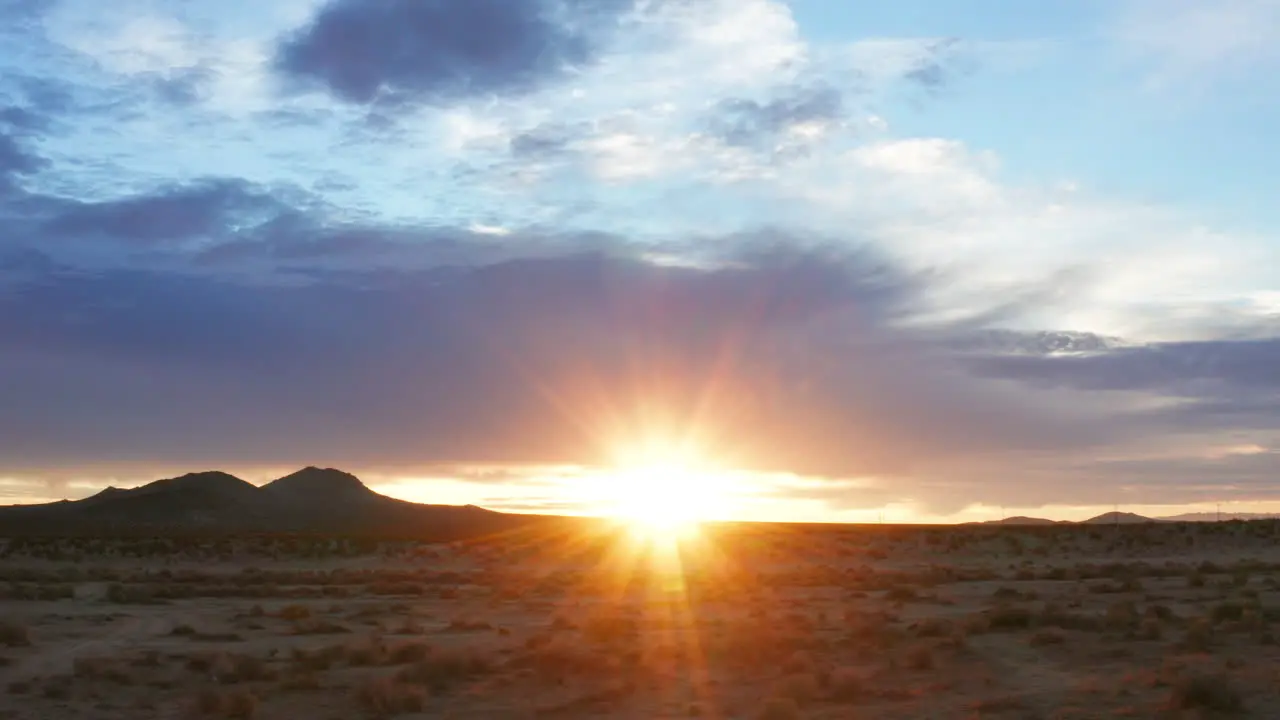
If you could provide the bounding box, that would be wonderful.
[578,440,739,542]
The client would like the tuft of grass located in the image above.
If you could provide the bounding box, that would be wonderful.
[0,621,30,647]
[73,656,134,684]
[824,667,867,703]
[388,641,431,665]
[1211,602,1245,624]
[1029,628,1065,647]
[984,605,1033,631]
[343,637,388,667]
[1178,619,1214,653]
[757,697,801,720]
[775,673,820,703]
[903,644,935,670]
[277,604,311,621]
[7,680,32,695]
[396,648,494,693]
[357,676,428,716]
[208,653,274,684]
[195,688,258,718]
[1168,673,1244,713]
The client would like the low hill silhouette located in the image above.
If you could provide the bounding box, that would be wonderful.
[0,467,538,540]
[1158,512,1280,522]
[1082,511,1158,524]
[980,516,1061,525]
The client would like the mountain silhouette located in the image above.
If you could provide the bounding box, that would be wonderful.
[978,516,1060,525]
[1158,512,1280,522]
[1082,511,1158,524]
[0,467,534,540]
[263,466,376,508]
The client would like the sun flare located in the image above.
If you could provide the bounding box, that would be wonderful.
[597,446,732,539]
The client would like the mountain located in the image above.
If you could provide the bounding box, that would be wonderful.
[264,466,371,501]
[979,516,1061,525]
[0,468,537,540]
[1158,512,1280,522]
[1082,511,1159,524]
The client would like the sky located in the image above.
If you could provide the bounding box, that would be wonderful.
[2,0,1280,523]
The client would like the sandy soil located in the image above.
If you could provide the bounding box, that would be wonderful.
[2,520,1279,718]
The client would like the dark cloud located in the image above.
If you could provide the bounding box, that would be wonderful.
[0,105,48,134]
[904,37,966,91]
[708,85,844,147]
[41,179,288,245]
[0,132,45,195]
[509,122,589,159]
[945,329,1119,356]
[275,0,629,106]
[971,337,1280,393]
[0,231,1112,479]
[0,133,44,176]
[151,67,217,106]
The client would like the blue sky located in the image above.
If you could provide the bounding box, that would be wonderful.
[2,0,1279,522]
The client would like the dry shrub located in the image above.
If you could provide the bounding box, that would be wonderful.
[912,617,955,638]
[582,615,637,645]
[984,605,1032,631]
[290,645,343,672]
[391,618,424,635]
[195,688,258,718]
[292,618,350,635]
[357,676,427,716]
[388,641,431,665]
[344,637,389,667]
[775,673,820,703]
[1104,601,1140,632]
[1029,628,1066,647]
[1211,602,1245,624]
[1137,618,1163,641]
[884,584,919,602]
[969,695,1026,713]
[446,618,494,633]
[7,680,31,695]
[904,644,935,670]
[73,656,133,684]
[1178,619,1214,653]
[209,653,274,684]
[825,667,867,703]
[41,677,71,700]
[278,604,311,621]
[757,697,801,720]
[781,650,816,675]
[0,621,30,647]
[1168,673,1244,713]
[278,671,320,693]
[396,648,493,693]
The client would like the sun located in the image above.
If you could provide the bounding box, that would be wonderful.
[596,446,731,538]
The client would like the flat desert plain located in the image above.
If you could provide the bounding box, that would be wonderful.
[1,521,1279,719]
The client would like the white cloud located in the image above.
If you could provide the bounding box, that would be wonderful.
[44,1,280,115]
[1116,0,1280,85]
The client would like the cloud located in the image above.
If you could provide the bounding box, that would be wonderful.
[1115,0,1280,86]
[40,178,287,246]
[707,84,844,149]
[0,133,44,178]
[971,337,1280,393]
[275,0,628,106]
[0,220,1122,482]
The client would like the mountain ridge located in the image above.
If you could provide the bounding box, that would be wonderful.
[0,467,534,540]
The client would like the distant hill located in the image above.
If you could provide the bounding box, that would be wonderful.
[979,516,1061,525]
[0,467,539,540]
[1158,512,1280,523]
[1082,511,1159,525]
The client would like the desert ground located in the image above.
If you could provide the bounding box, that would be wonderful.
[1,520,1279,719]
